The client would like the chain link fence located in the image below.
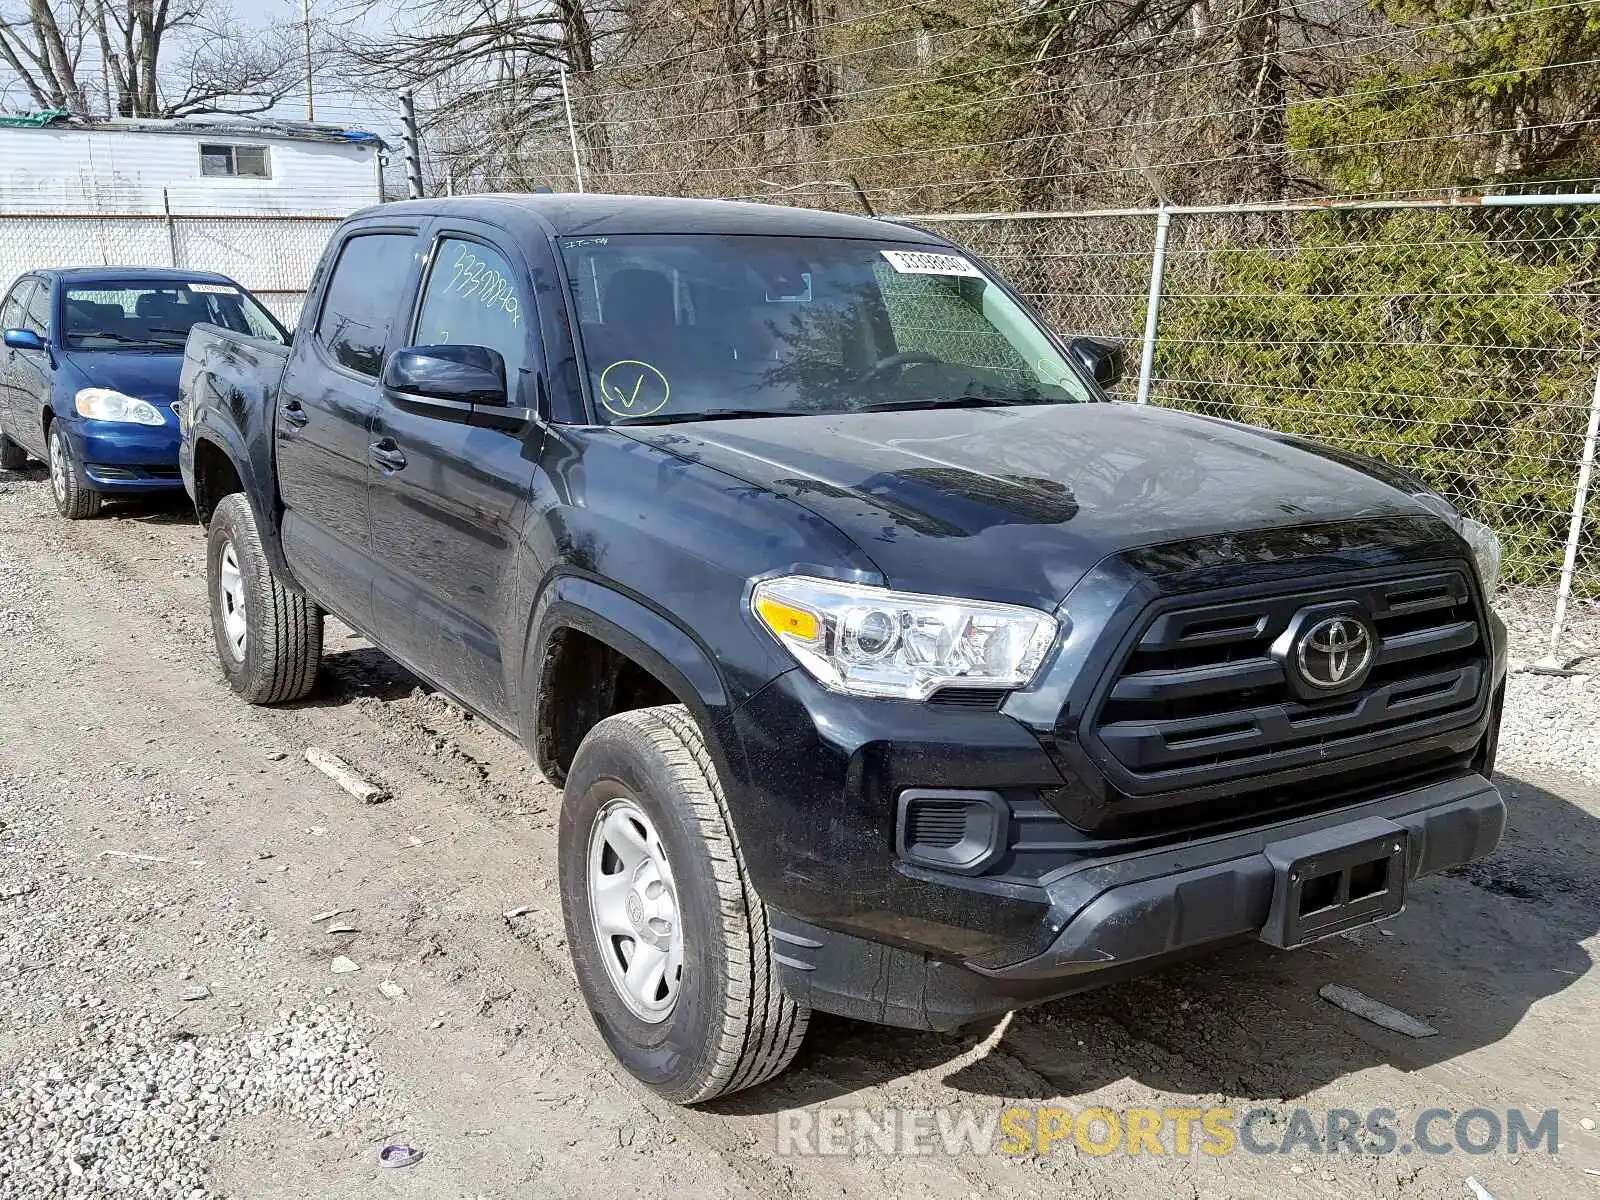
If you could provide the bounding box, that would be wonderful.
[2,193,1594,654]
[915,195,1600,656]
[0,211,340,325]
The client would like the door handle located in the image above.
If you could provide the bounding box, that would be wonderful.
[280,400,309,428]
[369,439,407,472]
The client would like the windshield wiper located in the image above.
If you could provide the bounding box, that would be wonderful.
[614,408,787,426]
[70,331,148,345]
[852,394,1058,413]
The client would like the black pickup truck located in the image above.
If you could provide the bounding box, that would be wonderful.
[179,194,1507,1104]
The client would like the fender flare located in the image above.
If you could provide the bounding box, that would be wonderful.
[189,418,300,587]
[522,574,734,781]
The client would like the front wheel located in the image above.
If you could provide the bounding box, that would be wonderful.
[48,423,101,519]
[206,493,323,704]
[559,704,808,1104]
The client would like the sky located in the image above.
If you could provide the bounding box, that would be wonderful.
[253,0,401,139]
[0,0,402,141]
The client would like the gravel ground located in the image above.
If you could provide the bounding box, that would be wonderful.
[0,774,387,1199]
[2,468,1599,1200]
[1496,587,1600,785]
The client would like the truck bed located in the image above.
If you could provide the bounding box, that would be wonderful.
[178,323,292,532]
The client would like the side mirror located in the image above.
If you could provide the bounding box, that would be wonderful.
[382,344,508,408]
[3,328,44,352]
[1068,336,1126,389]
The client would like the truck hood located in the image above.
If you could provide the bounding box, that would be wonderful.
[60,350,183,406]
[619,403,1429,608]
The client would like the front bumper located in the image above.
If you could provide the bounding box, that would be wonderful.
[713,522,1508,1029]
[722,649,1501,971]
[770,772,1503,1030]
[64,417,181,491]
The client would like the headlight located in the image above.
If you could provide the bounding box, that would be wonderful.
[1411,491,1501,596]
[751,575,1060,700]
[1460,518,1502,596]
[75,388,165,426]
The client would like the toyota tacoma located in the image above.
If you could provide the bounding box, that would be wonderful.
[177,194,1507,1104]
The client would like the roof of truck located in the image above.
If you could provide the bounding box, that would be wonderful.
[355,193,945,243]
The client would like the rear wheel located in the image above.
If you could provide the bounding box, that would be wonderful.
[559,704,808,1104]
[48,423,101,519]
[206,493,323,704]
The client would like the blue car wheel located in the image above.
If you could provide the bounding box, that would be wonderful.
[48,422,102,520]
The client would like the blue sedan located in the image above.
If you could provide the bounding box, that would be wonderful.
[0,267,288,518]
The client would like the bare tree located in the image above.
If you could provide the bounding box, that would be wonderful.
[339,0,625,189]
[0,0,299,117]
[145,14,301,117]
[0,0,91,112]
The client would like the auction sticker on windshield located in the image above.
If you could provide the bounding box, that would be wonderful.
[188,283,239,295]
[880,250,984,278]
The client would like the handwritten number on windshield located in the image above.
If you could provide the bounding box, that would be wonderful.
[445,248,522,328]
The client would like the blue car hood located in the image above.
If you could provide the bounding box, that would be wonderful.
[62,350,184,407]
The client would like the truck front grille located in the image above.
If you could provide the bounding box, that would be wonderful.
[1086,567,1487,792]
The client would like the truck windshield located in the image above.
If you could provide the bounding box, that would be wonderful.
[559,234,1093,424]
[62,281,287,352]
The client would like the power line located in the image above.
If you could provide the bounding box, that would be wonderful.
[421,0,1304,116]
[416,0,1592,137]
[711,114,1600,205]
[583,0,937,78]
[574,53,1600,182]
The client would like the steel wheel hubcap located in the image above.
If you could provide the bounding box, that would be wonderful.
[49,434,67,504]
[217,539,247,661]
[587,798,683,1022]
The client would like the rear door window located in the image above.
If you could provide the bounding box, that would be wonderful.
[0,279,33,330]
[412,237,531,383]
[315,232,416,377]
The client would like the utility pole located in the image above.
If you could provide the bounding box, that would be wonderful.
[399,90,424,199]
[98,0,112,116]
[560,68,585,193]
[302,0,316,121]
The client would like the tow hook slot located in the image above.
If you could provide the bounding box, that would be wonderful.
[1259,817,1408,948]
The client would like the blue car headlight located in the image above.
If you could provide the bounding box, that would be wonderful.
[75,387,165,426]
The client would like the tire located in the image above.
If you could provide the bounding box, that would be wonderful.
[206,493,323,704]
[559,704,808,1104]
[0,427,25,471]
[48,422,101,519]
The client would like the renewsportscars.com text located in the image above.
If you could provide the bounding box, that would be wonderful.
[775,1106,1559,1158]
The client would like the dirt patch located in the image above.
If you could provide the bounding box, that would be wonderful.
[2,476,1598,1199]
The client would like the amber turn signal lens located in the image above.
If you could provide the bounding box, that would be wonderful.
[755,595,820,642]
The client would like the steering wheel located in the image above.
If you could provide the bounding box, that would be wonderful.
[857,350,940,383]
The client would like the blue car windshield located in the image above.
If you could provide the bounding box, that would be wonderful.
[558,234,1094,424]
[62,281,287,351]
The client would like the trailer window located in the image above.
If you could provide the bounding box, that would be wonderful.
[199,143,271,179]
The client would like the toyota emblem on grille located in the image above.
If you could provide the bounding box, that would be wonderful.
[1295,615,1375,689]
